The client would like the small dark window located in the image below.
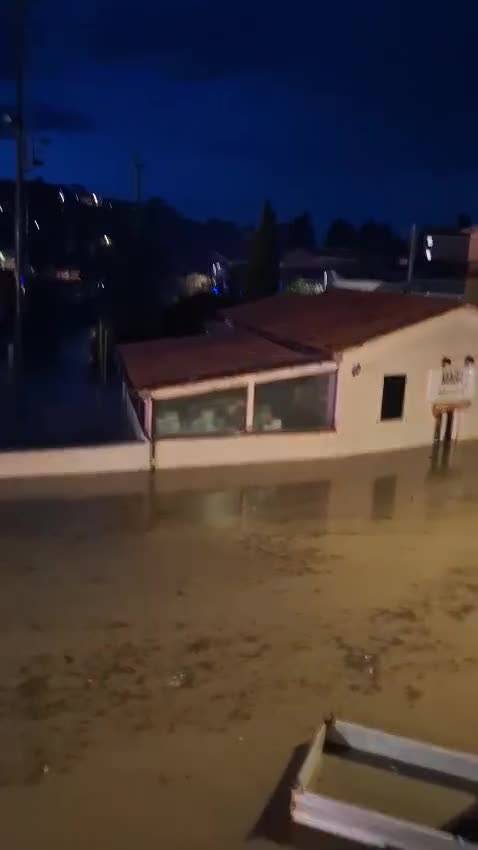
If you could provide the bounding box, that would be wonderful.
[380,375,406,420]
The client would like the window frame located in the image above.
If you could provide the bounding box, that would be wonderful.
[150,363,339,440]
[155,386,248,438]
[252,371,337,434]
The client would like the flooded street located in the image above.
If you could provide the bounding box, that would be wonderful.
[1,443,478,849]
[0,315,135,449]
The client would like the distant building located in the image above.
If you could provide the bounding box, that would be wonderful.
[407,278,464,299]
[422,227,478,269]
[420,226,478,283]
[210,248,358,297]
[279,249,355,292]
[407,226,478,301]
[120,291,478,470]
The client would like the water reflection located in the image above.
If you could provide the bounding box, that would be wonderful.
[372,476,397,520]
[152,442,478,529]
[244,480,330,524]
[430,436,454,476]
[1,442,478,537]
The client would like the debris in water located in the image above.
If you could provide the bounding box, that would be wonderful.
[362,653,377,679]
[166,670,194,689]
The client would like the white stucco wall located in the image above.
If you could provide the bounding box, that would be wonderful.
[0,441,150,479]
[335,304,478,455]
[153,306,478,470]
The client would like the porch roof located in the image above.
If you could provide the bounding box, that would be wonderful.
[119,330,327,392]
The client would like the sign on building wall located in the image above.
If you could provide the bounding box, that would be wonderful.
[427,366,475,407]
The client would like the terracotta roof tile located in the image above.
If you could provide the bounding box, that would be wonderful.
[223,291,461,353]
[119,330,325,392]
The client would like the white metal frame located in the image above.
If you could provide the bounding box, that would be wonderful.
[148,361,337,401]
[148,361,338,435]
[291,719,478,850]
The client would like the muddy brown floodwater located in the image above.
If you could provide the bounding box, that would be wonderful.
[1,443,478,850]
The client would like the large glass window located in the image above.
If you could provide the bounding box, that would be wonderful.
[155,387,247,437]
[253,373,335,432]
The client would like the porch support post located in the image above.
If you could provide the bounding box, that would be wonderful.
[145,396,153,438]
[327,370,338,428]
[246,379,255,432]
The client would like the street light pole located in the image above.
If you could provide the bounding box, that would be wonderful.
[407,223,417,287]
[14,0,26,357]
[133,154,144,206]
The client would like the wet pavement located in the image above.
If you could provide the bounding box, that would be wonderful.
[1,442,478,848]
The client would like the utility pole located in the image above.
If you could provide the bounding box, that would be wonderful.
[407,223,417,287]
[14,0,26,363]
[133,155,144,206]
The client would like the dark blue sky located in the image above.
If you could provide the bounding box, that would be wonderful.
[1,0,478,232]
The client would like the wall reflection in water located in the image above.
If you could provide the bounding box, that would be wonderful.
[1,442,478,539]
[151,442,478,531]
[372,476,397,521]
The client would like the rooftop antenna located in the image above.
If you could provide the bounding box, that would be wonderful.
[407,223,417,287]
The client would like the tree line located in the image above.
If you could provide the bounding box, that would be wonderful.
[243,202,407,301]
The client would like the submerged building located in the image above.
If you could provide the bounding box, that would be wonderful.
[120,291,478,470]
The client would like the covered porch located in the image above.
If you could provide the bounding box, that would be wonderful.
[119,331,338,470]
[149,362,338,469]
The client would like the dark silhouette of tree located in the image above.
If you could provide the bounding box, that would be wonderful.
[159,292,231,338]
[287,211,316,252]
[107,203,168,340]
[457,212,472,229]
[244,201,280,301]
[324,218,357,254]
[358,220,404,259]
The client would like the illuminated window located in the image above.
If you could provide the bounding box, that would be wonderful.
[253,373,335,432]
[156,387,247,437]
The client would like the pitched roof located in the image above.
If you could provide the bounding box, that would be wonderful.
[222,291,462,354]
[119,330,325,392]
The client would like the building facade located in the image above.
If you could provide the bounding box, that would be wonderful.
[120,293,478,470]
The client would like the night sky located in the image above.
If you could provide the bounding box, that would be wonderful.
[1,0,478,232]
